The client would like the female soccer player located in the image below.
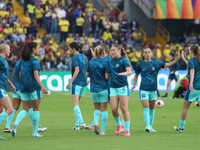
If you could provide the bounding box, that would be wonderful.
[174,45,200,132]
[109,44,132,136]
[66,42,88,130]
[162,51,180,97]
[132,47,180,133]
[0,43,16,140]
[86,45,110,135]
[11,42,48,138]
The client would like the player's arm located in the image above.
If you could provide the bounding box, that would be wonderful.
[118,67,132,76]
[105,73,110,80]
[165,51,180,67]
[132,73,138,91]
[181,51,188,65]
[189,68,195,91]
[34,70,48,94]
[86,72,90,77]
[66,66,79,89]
[7,79,16,92]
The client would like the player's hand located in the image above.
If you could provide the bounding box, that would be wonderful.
[11,84,16,93]
[87,80,90,85]
[42,87,48,94]
[189,84,193,92]
[177,51,180,59]
[118,72,126,76]
[170,71,174,74]
[90,48,95,57]
[66,82,72,89]
[132,86,136,92]
[181,51,185,59]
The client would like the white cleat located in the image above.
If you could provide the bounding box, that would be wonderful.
[86,124,94,132]
[11,123,18,137]
[72,125,80,130]
[37,127,47,132]
[150,128,157,132]
[32,133,43,137]
[94,122,99,135]
[174,126,183,133]
[4,127,12,133]
[145,126,151,133]
[100,131,106,136]
[81,123,90,130]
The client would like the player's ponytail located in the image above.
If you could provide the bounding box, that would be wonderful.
[189,44,200,62]
[113,44,132,69]
[94,45,104,58]
[69,42,82,51]
[21,42,38,61]
[0,43,8,53]
[100,43,112,59]
[197,46,200,63]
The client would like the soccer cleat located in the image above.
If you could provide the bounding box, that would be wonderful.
[0,136,6,140]
[124,130,130,136]
[4,127,12,133]
[145,126,151,133]
[32,133,43,137]
[116,123,123,135]
[86,124,94,132]
[11,123,18,137]
[100,131,106,136]
[72,125,80,130]
[94,122,99,135]
[161,95,168,98]
[174,126,183,133]
[37,127,47,132]
[150,128,157,132]
[80,123,90,130]
[121,126,126,132]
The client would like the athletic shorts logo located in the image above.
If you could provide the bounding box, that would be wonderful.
[4,91,7,94]
[142,94,146,97]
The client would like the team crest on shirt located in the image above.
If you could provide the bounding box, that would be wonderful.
[152,67,155,71]
[142,94,146,97]
[115,64,119,68]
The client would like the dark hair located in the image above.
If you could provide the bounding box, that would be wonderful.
[169,51,175,58]
[190,44,200,62]
[69,42,82,51]
[21,42,38,61]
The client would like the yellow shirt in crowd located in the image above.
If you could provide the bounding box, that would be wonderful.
[80,37,88,42]
[0,10,9,18]
[33,38,42,44]
[89,37,94,46]
[59,20,70,32]
[0,33,5,40]
[156,49,162,60]
[76,17,85,26]
[129,52,137,62]
[4,27,12,35]
[35,8,44,19]
[50,43,58,52]
[101,31,112,40]
[135,51,142,62]
[163,48,171,62]
[132,32,142,40]
[23,17,31,27]
[27,4,36,14]
[66,37,74,45]
[86,3,93,12]
[17,28,27,35]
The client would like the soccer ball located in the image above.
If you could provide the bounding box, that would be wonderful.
[195,101,199,107]
[156,100,164,108]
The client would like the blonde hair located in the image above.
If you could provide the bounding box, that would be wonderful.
[100,43,112,59]
[113,44,133,69]
[94,45,104,58]
[0,43,8,53]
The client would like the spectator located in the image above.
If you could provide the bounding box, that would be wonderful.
[0,23,3,32]
[0,0,6,10]
[129,47,137,70]
[74,33,81,44]
[33,33,42,44]
[88,33,95,47]
[57,53,68,71]
[51,7,58,34]
[45,5,53,34]
[110,7,119,18]
[67,0,74,9]
[0,6,8,18]
[135,46,142,62]
[101,28,112,43]
[12,24,19,42]
[120,15,129,34]
[35,4,44,30]
[80,33,88,44]
[8,18,13,27]
[125,29,134,46]
[17,24,27,42]
[111,18,120,31]
[101,4,109,15]
[91,9,97,34]
[66,7,74,33]
[27,1,36,20]
[129,17,139,33]
[163,44,171,62]
[66,33,74,46]
[29,19,38,37]
[76,12,84,36]
[86,0,93,15]
[57,6,66,19]
[42,33,50,45]
[35,0,42,5]
[4,23,12,40]
[132,28,143,47]
[0,30,5,42]
[112,30,120,43]
[59,17,70,43]
[20,0,25,8]
[103,17,111,30]
[83,8,90,20]
[6,0,13,11]
[25,33,33,42]
[153,43,162,61]
[23,12,31,35]
[79,0,85,11]
[74,4,82,19]
[82,18,91,37]
[9,7,16,22]
[93,15,102,39]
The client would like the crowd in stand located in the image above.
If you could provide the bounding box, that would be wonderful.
[0,0,198,72]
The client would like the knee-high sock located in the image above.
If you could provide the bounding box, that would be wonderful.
[6,109,17,128]
[114,116,121,126]
[92,110,101,126]
[124,121,130,131]
[15,110,27,126]
[33,111,40,134]
[121,120,125,127]
[143,108,150,127]
[73,107,79,127]
[74,106,84,124]
[0,112,9,125]
[101,111,108,131]
[179,120,186,129]
[149,109,155,127]
[28,108,34,125]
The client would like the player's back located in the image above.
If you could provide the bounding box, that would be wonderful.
[0,55,9,90]
[189,57,200,90]
[12,59,22,92]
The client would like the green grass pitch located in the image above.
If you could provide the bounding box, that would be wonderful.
[1,91,200,150]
